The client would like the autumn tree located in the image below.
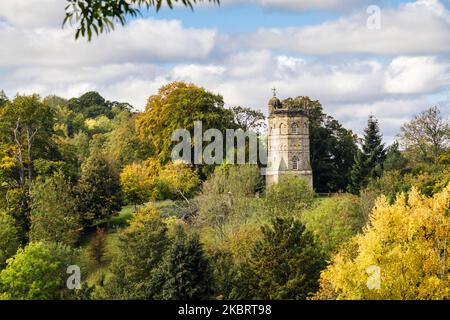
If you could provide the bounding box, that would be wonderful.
[400,106,450,164]
[120,162,157,209]
[136,82,236,175]
[316,185,450,300]
[158,161,200,201]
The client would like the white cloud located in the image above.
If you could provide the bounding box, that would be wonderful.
[222,0,361,11]
[226,0,450,55]
[0,19,216,67]
[385,56,450,94]
[0,0,64,28]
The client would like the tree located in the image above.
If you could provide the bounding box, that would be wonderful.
[400,106,450,164]
[29,172,82,246]
[0,211,20,269]
[245,217,325,300]
[90,228,107,265]
[77,153,122,227]
[301,194,366,257]
[0,95,55,193]
[158,161,200,201]
[120,162,156,209]
[158,225,213,300]
[64,0,221,40]
[265,175,314,216]
[283,97,358,192]
[349,115,386,194]
[67,91,114,119]
[105,206,169,299]
[0,242,78,300]
[231,106,266,134]
[136,82,237,174]
[0,90,8,107]
[315,185,450,300]
[0,95,56,239]
[383,141,407,171]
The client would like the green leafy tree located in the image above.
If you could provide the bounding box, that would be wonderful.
[0,211,20,269]
[67,91,114,119]
[231,106,266,134]
[383,141,408,171]
[158,225,213,300]
[77,153,122,227]
[0,242,78,300]
[64,0,220,40]
[245,217,325,300]
[400,106,450,164]
[349,115,386,194]
[105,206,169,299]
[29,173,82,246]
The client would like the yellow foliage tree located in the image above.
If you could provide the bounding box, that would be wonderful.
[119,160,160,209]
[315,184,450,300]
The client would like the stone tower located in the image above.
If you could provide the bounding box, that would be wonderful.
[266,93,313,187]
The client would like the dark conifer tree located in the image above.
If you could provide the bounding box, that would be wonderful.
[159,225,213,300]
[349,115,386,193]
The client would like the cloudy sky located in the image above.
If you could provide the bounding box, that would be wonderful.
[1,0,450,142]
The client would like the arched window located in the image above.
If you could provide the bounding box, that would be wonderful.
[292,156,299,170]
[291,123,298,134]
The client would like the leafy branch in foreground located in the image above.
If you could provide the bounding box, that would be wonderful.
[64,0,221,40]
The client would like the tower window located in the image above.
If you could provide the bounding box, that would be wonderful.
[292,156,299,170]
[291,124,298,134]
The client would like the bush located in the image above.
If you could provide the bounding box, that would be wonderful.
[265,175,315,216]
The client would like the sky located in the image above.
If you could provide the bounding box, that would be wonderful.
[1,0,450,142]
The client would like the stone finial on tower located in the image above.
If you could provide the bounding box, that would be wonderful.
[268,89,283,114]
